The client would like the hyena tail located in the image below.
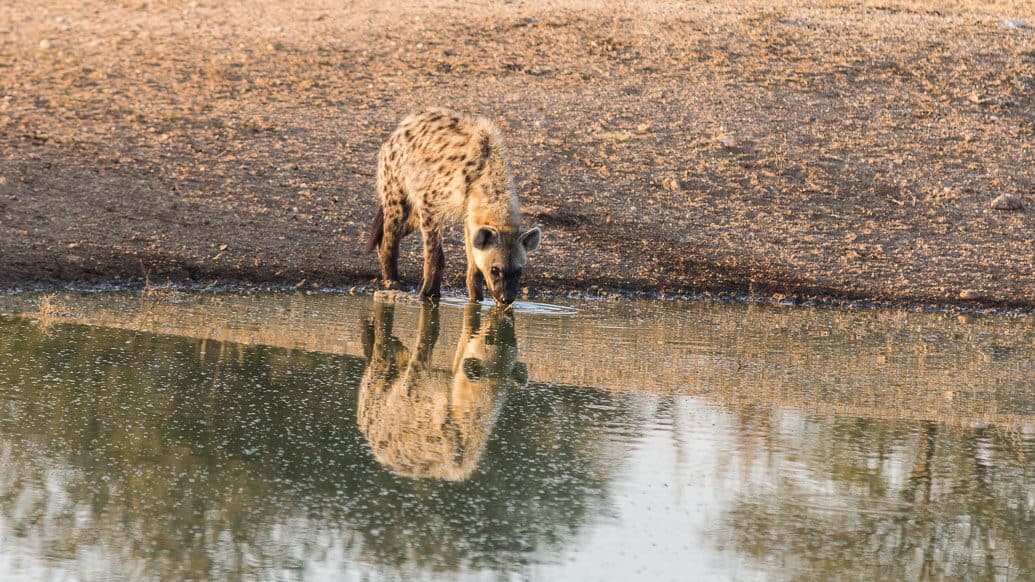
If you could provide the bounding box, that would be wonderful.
[366,206,384,253]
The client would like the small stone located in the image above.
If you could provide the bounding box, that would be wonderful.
[218,243,228,251]
[39,39,52,50]
[959,289,983,300]
[662,177,681,192]
[716,134,738,147]
[969,92,991,104]
[990,193,1024,211]
[636,123,651,133]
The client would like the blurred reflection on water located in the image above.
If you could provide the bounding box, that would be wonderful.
[0,293,1031,580]
[359,299,527,480]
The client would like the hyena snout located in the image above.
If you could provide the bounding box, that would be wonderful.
[482,260,525,306]
[501,273,521,306]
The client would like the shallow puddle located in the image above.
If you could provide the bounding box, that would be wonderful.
[0,292,1032,580]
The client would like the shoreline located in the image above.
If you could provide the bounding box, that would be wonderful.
[2,278,1031,317]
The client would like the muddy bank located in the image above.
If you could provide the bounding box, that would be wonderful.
[1,1,1033,308]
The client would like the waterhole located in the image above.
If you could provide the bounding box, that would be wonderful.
[0,292,1032,580]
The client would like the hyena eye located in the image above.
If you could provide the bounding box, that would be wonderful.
[491,266,501,278]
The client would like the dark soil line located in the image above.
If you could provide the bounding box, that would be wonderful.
[1,250,1030,314]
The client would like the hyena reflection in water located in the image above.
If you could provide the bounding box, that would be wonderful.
[358,298,528,481]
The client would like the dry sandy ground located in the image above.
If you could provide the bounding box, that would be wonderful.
[1,0,1033,308]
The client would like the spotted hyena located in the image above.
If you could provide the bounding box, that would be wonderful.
[366,108,541,305]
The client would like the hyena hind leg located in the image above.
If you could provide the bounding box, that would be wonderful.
[376,194,414,287]
[417,223,446,299]
[376,213,403,287]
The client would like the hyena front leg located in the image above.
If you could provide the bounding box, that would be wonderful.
[464,223,485,302]
[418,215,446,299]
[465,266,485,302]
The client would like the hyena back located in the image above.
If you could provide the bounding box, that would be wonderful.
[367,108,541,305]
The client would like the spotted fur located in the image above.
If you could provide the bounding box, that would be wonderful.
[367,108,541,305]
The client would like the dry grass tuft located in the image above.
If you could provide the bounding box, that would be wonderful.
[34,293,61,319]
[142,277,178,301]
[141,263,179,301]
[32,293,67,332]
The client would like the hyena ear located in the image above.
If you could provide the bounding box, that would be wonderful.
[520,227,541,252]
[472,227,499,250]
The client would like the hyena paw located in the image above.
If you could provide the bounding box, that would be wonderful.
[418,288,442,300]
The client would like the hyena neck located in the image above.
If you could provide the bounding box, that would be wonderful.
[466,179,522,232]
[466,201,521,234]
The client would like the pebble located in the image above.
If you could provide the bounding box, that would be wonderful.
[716,134,738,147]
[959,289,983,300]
[968,92,991,104]
[990,193,1024,210]
[373,289,411,303]
[662,177,681,192]
[39,39,52,50]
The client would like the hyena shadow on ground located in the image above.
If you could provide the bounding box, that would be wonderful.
[358,297,528,481]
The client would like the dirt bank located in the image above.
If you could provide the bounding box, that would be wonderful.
[1,0,1033,308]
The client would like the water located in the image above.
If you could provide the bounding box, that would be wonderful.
[0,292,1032,581]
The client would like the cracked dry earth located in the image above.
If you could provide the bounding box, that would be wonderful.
[1,0,1033,308]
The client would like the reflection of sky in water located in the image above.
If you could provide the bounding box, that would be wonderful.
[0,293,1032,581]
[438,293,580,316]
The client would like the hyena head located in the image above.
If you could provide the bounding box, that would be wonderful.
[472,226,542,305]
